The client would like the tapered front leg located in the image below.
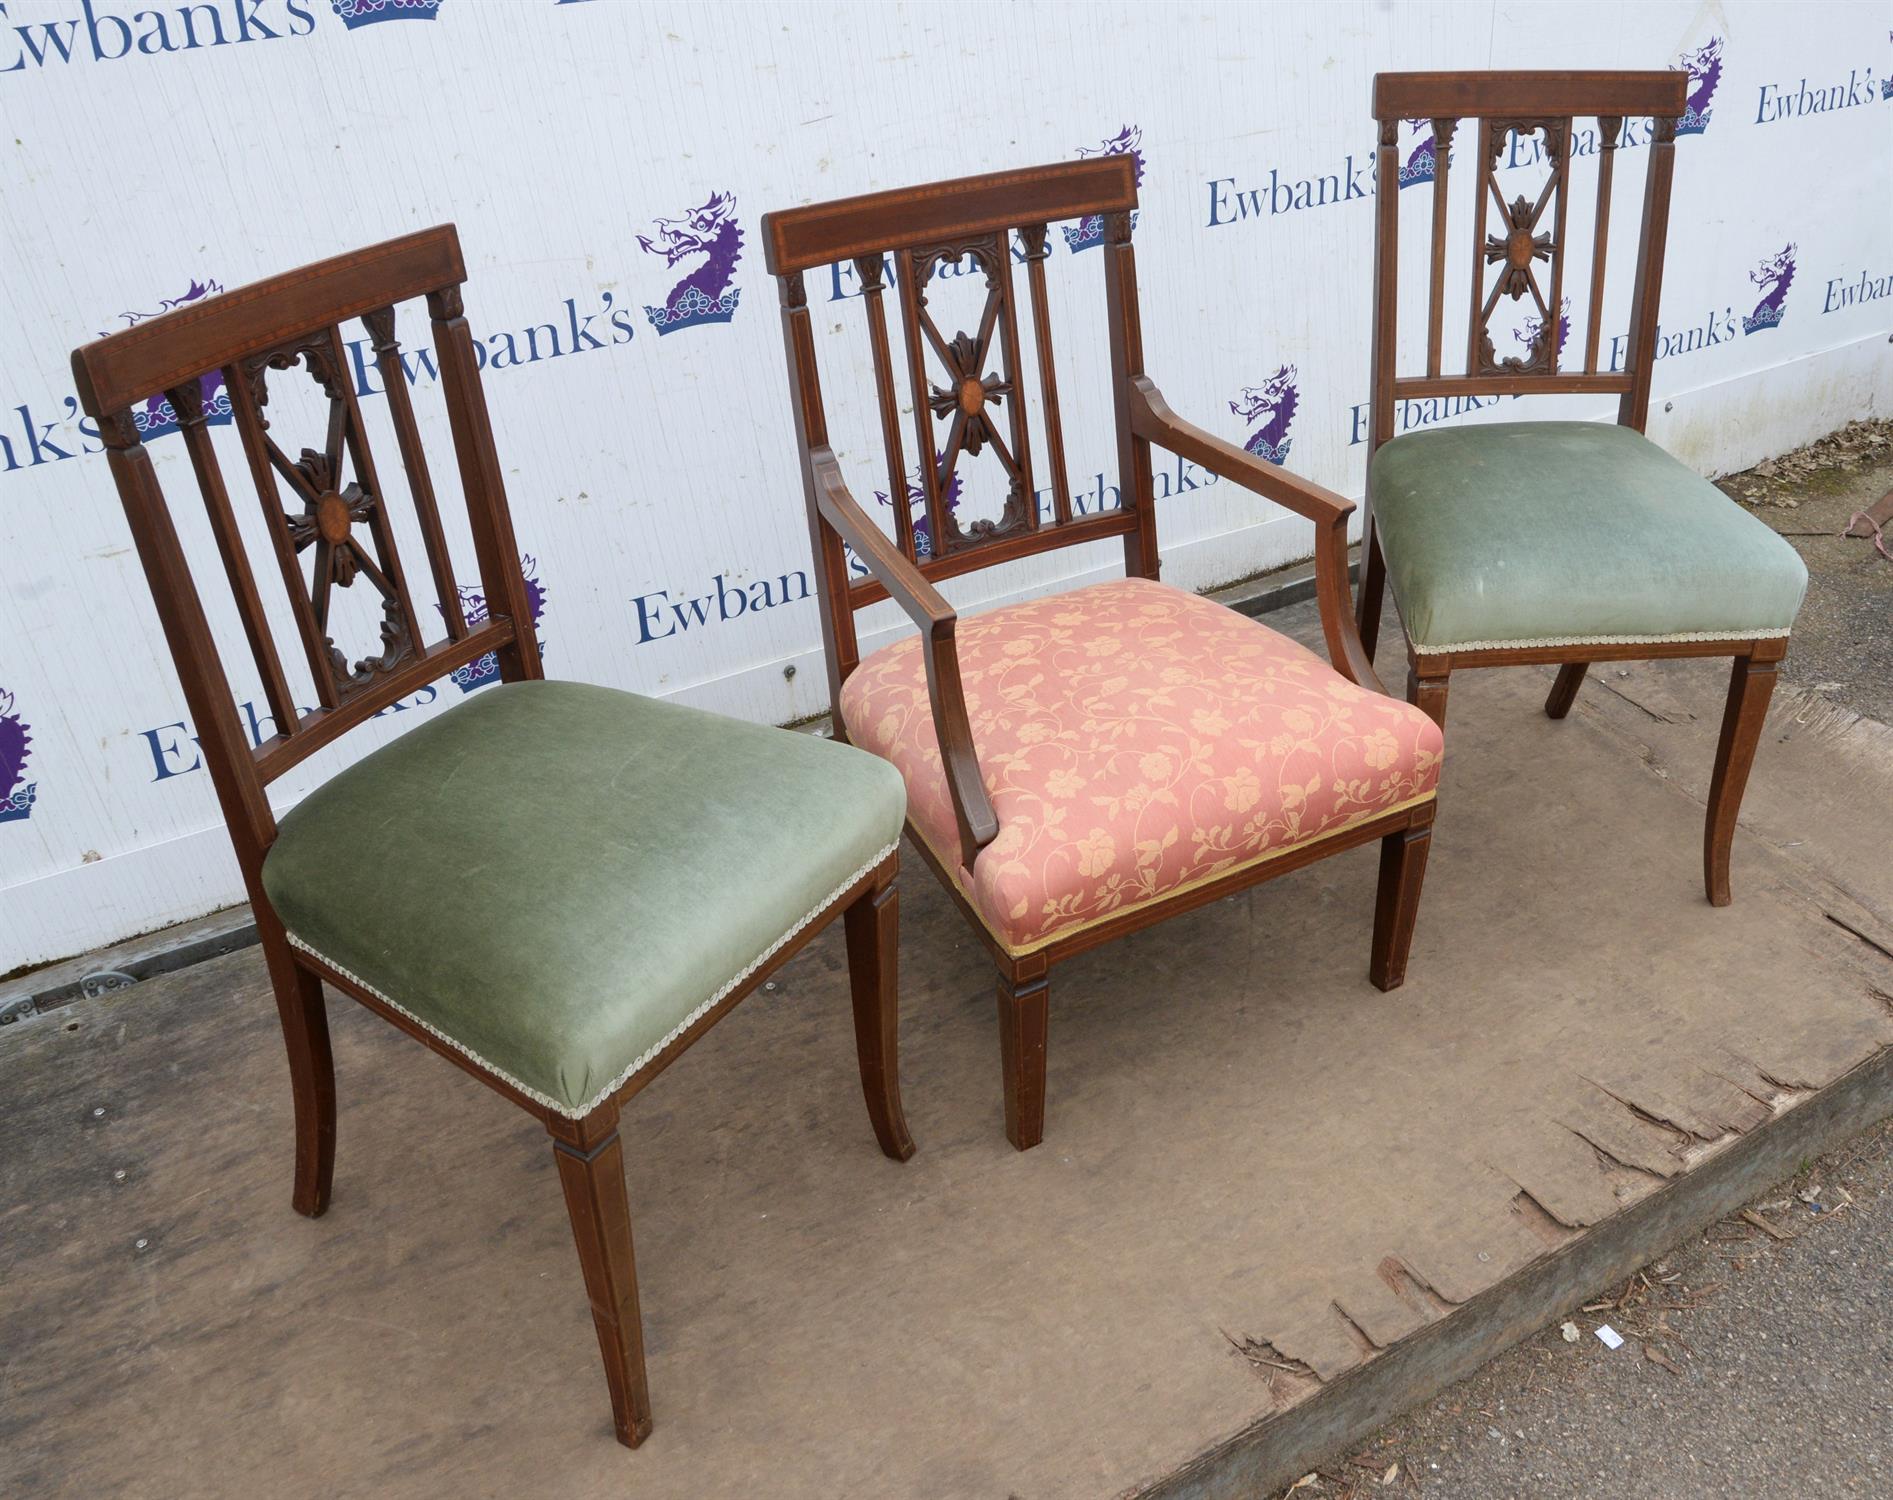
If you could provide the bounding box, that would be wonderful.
[1370,810,1434,990]
[1704,652,1780,907]
[1545,662,1589,720]
[996,965,1050,1152]
[843,865,916,1162]
[550,1107,652,1448]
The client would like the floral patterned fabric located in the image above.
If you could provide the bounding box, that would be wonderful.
[839,576,1443,955]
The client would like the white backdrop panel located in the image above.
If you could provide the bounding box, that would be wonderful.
[1,0,1889,965]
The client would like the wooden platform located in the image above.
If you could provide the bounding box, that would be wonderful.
[5,613,1891,1499]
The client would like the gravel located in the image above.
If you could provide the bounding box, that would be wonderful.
[1275,1118,1893,1498]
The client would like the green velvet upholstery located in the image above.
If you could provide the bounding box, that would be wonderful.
[262,681,905,1117]
[1370,421,1807,652]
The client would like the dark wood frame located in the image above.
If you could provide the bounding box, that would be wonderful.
[70,225,914,1449]
[762,159,1437,1152]
[1356,71,1787,907]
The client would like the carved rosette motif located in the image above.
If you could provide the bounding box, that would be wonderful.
[905,232,1030,551]
[241,335,415,699]
[1474,118,1567,376]
[1485,193,1553,299]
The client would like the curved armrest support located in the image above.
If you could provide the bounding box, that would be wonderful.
[1128,377,1386,695]
[810,448,999,867]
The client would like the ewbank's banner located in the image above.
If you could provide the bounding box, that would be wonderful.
[2,0,1890,965]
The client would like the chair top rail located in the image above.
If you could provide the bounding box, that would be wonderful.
[761,157,1136,275]
[1374,71,1686,122]
[72,225,464,417]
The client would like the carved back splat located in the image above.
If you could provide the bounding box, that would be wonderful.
[1367,71,1686,456]
[227,325,425,707]
[1468,116,1570,377]
[763,158,1146,697]
[901,231,1036,555]
[71,225,540,845]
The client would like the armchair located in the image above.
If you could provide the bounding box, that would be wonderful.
[764,160,1442,1150]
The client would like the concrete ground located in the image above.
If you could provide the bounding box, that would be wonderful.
[3,447,1891,1498]
[1271,427,1893,1500]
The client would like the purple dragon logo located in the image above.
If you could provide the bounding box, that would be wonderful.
[875,460,964,560]
[101,280,229,441]
[447,557,549,693]
[1398,118,1442,190]
[639,191,743,334]
[331,0,441,27]
[1229,366,1299,465]
[1676,37,1724,137]
[1065,126,1145,252]
[1513,297,1573,367]
[1743,245,1797,335]
[0,689,34,825]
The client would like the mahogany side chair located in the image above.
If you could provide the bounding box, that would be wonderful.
[762,160,1444,1152]
[69,226,915,1448]
[1356,72,1807,904]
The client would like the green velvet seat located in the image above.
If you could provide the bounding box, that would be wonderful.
[263,680,906,1118]
[1370,421,1807,653]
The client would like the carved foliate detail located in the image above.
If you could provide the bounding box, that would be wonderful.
[362,305,398,351]
[169,377,206,426]
[914,236,1002,286]
[1483,117,1565,170]
[97,410,140,449]
[241,332,349,428]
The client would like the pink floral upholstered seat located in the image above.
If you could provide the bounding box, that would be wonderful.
[840,577,1443,955]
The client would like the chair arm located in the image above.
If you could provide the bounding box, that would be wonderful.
[809,447,999,867]
[1127,377,1386,695]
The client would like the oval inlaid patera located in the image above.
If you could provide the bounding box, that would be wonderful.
[315,491,353,545]
[1506,228,1537,269]
[958,377,986,417]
